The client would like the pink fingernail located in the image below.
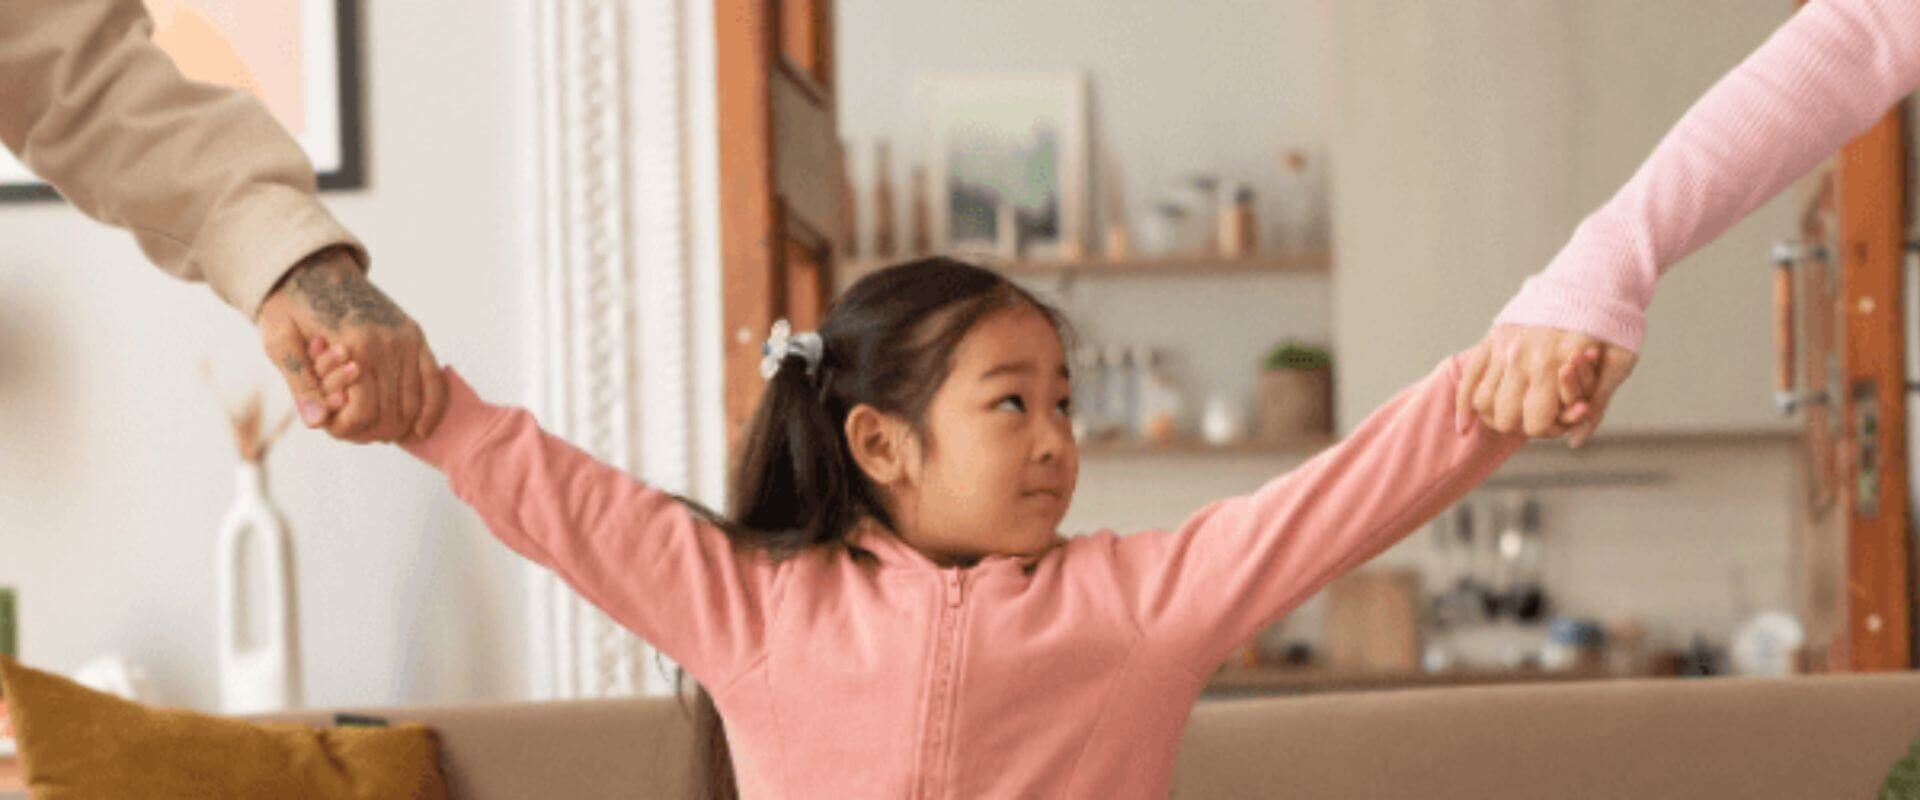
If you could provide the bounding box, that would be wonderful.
[300,401,325,426]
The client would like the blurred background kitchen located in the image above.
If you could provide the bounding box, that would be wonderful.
[0,0,1909,721]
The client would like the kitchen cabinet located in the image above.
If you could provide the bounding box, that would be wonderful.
[1329,1,1796,436]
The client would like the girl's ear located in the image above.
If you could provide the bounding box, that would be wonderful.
[845,403,910,487]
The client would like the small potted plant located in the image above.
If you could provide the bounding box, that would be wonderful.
[1257,342,1332,441]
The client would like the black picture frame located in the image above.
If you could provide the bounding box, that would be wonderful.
[0,0,365,203]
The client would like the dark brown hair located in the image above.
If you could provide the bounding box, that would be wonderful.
[671,257,1073,798]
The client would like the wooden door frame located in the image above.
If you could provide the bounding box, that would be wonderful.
[1835,106,1913,670]
[715,0,838,464]
[717,0,782,461]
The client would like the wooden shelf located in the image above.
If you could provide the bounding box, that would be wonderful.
[1073,424,1794,461]
[1077,434,1334,457]
[1522,427,1800,450]
[842,249,1332,281]
[996,249,1332,277]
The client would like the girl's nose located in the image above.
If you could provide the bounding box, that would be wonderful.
[1033,417,1071,463]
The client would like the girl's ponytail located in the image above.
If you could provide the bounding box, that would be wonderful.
[727,346,858,554]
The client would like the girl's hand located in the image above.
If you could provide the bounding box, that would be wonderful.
[1455,324,1637,448]
[308,335,365,412]
[1562,344,1635,447]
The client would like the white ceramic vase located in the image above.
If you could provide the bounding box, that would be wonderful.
[215,462,303,713]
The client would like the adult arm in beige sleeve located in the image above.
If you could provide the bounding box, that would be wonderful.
[0,0,450,442]
[0,0,366,319]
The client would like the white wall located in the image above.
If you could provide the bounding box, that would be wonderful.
[0,0,539,711]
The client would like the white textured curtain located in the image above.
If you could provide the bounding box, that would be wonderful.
[521,0,723,700]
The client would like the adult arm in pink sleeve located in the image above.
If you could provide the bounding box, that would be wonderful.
[1496,0,1920,351]
[1111,353,1526,678]
[401,367,776,688]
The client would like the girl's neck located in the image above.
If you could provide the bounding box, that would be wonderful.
[854,516,986,568]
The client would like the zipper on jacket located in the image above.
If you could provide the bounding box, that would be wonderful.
[920,568,968,798]
[943,569,963,606]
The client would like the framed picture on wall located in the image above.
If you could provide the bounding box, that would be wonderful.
[0,0,365,202]
[917,73,1088,260]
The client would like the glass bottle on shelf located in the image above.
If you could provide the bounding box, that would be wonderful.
[1070,345,1103,442]
[1138,202,1186,257]
[872,140,896,258]
[1218,183,1256,259]
[1136,348,1185,443]
[909,165,932,256]
[1180,175,1220,256]
[1104,344,1137,440]
[1087,346,1115,440]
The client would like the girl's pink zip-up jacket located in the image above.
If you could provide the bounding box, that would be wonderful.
[404,354,1520,798]
[401,1,1920,794]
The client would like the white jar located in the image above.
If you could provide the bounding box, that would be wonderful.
[1137,203,1186,257]
[1200,393,1246,445]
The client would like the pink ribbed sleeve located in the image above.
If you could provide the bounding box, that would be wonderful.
[401,368,776,688]
[1496,0,1920,351]
[1113,352,1527,676]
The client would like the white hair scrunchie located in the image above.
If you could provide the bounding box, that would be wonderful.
[759,318,824,381]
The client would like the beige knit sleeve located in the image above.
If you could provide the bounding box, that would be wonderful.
[0,0,367,319]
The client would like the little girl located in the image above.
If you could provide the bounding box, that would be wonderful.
[309,258,1596,798]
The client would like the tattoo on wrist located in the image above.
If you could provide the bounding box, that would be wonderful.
[286,247,407,330]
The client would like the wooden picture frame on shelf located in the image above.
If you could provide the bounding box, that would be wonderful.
[916,72,1089,260]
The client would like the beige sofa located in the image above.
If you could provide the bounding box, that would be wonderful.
[248,672,1920,798]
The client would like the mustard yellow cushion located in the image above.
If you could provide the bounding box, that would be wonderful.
[0,656,447,799]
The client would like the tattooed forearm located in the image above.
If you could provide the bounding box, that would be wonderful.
[285,248,408,330]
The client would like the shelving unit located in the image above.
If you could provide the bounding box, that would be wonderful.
[839,248,1332,287]
[1075,428,1796,463]
[992,249,1331,277]
[834,250,1339,464]
[1076,434,1334,457]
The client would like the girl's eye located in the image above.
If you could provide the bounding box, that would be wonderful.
[994,394,1072,416]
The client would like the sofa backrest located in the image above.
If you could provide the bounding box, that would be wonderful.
[253,672,1920,799]
[1171,672,1920,799]
[254,696,699,798]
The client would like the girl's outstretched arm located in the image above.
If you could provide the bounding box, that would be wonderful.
[402,367,775,689]
[1108,351,1522,679]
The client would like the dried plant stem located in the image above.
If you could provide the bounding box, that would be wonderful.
[202,355,298,463]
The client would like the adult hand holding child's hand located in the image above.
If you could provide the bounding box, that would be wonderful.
[1455,324,1637,448]
[254,247,448,443]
